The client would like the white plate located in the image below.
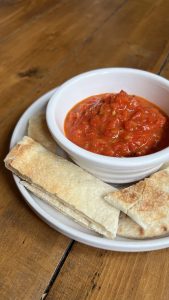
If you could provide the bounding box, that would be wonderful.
[10,89,169,252]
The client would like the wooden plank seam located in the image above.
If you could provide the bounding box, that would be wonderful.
[40,240,75,300]
[158,52,169,75]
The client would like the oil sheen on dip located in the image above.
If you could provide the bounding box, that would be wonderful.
[64,90,169,157]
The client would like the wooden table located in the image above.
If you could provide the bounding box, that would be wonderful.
[1,1,169,299]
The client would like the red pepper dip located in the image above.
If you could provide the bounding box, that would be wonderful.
[64,90,169,157]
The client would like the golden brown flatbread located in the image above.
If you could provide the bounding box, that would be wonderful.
[105,169,169,230]
[28,111,57,153]
[117,213,169,239]
[4,136,120,239]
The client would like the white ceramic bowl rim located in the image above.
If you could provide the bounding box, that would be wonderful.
[46,67,169,168]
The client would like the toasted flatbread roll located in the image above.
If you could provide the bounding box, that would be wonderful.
[105,169,169,230]
[4,136,120,239]
[118,213,169,239]
[28,112,57,153]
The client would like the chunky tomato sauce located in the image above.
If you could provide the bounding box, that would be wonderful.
[64,91,169,157]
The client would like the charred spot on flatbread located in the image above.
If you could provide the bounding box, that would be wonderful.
[161,225,167,232]
[139,227,144,236]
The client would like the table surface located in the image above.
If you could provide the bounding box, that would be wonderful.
[1,1,169,299]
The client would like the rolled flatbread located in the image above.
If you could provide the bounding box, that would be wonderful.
[28,112,57,153]
[113,161,169,239]
[117,213,169,239]
[105,169,169,230]
[4,136,120,239]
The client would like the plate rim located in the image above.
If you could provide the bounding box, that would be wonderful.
[9,88,169,252]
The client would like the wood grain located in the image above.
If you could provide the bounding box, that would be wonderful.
[1,0,169,299]
[46,243,169,300]
[0,0,124,121]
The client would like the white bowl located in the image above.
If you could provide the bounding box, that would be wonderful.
[46,68,169,183]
